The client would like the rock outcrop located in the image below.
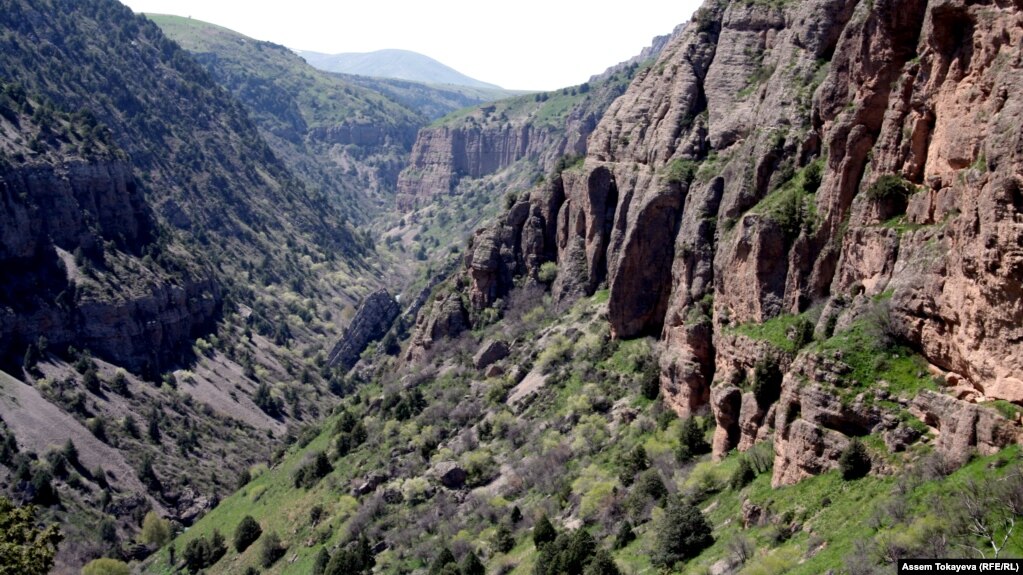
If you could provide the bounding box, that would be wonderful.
[409,0,1023,485]
[327,289,400,370]
[0,158,220,372]
[394,38,671,212]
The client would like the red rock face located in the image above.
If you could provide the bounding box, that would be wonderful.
[410,0,1023,485]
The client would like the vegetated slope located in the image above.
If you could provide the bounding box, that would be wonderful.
[141,0,1023,574]
[149,14,423,224]
[339,74,521,123]
[298,49,503,90]
[0,0,396,569]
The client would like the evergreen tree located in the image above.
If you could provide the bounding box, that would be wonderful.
[652,496,713,568]
[233,515,262,552]
[584,549,622,575]
[676,417,710,463]
[460,550,486,575]
[428,547,457,575]
[493,523,515,553]
[312,548,330,575]
[839,438,872,480]
[533,514,557,548]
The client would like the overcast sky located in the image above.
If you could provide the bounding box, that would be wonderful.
[119,0,702,90]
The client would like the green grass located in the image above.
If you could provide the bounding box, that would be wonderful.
[812,321,936,398]
[731,313,806,353]
[986,400,1023,421]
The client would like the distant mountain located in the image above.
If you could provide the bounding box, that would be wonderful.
[297,48,503,90]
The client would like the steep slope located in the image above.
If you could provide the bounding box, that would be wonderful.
[415,0,1023,484]
[37,0,1023,574]
[298,49,503,90]
[0,0,399,569]
[149,15,423,223]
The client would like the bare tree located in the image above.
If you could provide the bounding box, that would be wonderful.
[949,470,1023,559]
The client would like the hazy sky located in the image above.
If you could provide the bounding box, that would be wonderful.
[119,0,702,90]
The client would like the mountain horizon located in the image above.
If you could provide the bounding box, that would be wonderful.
[296,48,504,90]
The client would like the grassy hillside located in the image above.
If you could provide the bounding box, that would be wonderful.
[142,286,1023,575]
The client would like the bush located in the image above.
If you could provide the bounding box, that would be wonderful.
[652,496,714,568]
[260,531,285,567]
[752,357,783,407]
[584,549,622,575]
[676,417,710,463]
[313,547,330,575]
[730,457,756,490]
[866,174,914,202]
[254,382,283,417]
[428,547,457,575]
[534,529,596,575]
[82,558,130,575]
[293,451,332,489]
[666,158,698,186]
[233,515,262,552]
[538,261,558,284]
[140,511,172,547]
[182,530,226,573]
[619,445,649,485]
[461,550,486,575]
[839,438,872,480]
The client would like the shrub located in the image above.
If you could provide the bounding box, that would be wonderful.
[840,438,872,480]
[752,357,783,407]
[803,160,823,194]
[312,547,330,575]
[82,558,130,575]
[233,515,262,552]
[139,512,171,548]
[182,530,226,573]
[260,531,285,567]
[0,497,63,575]
[428,547,457,575]
[619,445,649,485]
[792,317,815,349]
[538,261,558,284]
[652,496,714,568]
[730,457,756,490]
[293,451,332,489]
[461,550,486,575]
[666,159,698,186]
[534,529,596,575]
[676,417,710,463]
[866,174,914,202]
[254,382,283,417]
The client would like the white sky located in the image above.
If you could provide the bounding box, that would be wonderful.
[119,0,702,90]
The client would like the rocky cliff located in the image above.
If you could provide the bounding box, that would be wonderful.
[0,105,219,372]
[327,289,400,370]
[394,50,663,212]
[408,0,1023,485]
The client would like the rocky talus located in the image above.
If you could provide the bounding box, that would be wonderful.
[408,0,1023,485]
